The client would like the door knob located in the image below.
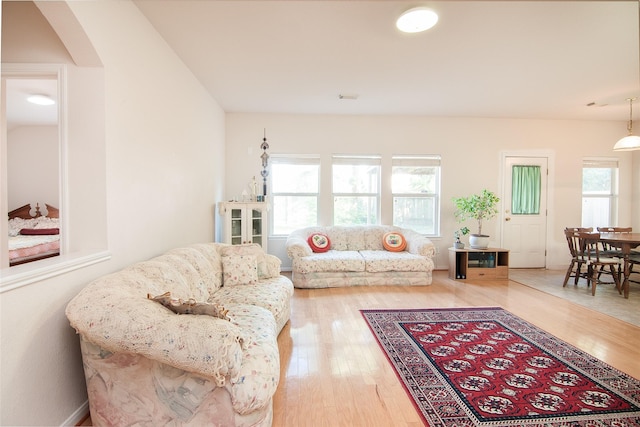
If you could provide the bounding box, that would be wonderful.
[505,217,511,221]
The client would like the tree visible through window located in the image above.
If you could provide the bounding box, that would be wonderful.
[332,155,380,225]
[270,156,320,235]
[582,159,618,228]
[392,156,441,235]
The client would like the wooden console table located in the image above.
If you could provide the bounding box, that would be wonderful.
[448,247,509,280]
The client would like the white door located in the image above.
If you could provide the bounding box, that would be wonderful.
[501,157,548,268]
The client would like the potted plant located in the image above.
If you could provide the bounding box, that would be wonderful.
[454,227,470,249]
[452,189,500,249]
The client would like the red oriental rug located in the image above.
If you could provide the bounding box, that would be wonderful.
[361,307,640,426]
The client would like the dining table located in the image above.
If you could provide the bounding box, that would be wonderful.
[599,232,640,299]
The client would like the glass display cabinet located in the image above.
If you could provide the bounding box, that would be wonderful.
[219,202,268,251]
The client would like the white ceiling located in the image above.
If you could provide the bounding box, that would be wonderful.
[6,1,639,126]
[5,78,58,130]
[132,0,640,122]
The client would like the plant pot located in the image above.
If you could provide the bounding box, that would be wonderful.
[454,241,465,249]
[469,234,490,249]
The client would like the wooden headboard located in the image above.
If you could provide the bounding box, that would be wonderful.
[8,203,59,220]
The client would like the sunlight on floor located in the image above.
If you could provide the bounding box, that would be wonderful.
[509,269,640,327]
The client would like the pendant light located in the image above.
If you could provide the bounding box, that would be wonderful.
[613,0,640,151]
[613,98,640,151]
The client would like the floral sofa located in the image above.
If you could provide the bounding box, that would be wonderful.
[286,225,435,288]
[66,243,294,427]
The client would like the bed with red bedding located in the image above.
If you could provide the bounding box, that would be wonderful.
[8,203,60,266]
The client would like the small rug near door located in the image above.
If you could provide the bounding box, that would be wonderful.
[361,307,640,426]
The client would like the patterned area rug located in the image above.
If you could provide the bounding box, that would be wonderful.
[361,307,640,426]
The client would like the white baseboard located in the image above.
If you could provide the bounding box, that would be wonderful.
[61,400,88,427]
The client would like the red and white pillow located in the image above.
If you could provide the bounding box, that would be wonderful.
[308,233,331,253]
[382,232,406,252]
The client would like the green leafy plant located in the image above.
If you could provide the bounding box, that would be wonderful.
[452,189,500,236]
[454,226,470,242]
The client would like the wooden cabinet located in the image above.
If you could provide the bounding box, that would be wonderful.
[448,247,509,280]
[218,202,268,251]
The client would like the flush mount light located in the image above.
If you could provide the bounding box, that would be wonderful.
[396,7,438,33]
[27,94,55,106]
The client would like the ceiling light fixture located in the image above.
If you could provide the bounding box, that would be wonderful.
[613,0,640,151]
[613,98,640,151]
[338,94,359,100]
[26,94,55,106]
[396,7,438,33]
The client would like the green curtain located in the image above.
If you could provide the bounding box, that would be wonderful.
[512,165,540,215]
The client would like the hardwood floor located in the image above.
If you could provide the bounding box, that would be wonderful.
[272,271,640,426]
[80,270,640,426]
[510,268,640,326]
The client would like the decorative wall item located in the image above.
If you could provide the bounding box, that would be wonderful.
[260,129,269,197]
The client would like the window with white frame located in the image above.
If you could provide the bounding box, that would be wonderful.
[392,156,441,235]
[332,155,381,225]
[270,156,320,235]
[581,159,618,228]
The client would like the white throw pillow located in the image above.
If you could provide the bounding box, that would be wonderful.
[220,244,268,278]
[222,254,258,286]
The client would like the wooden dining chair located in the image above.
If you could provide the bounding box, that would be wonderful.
[596,227,632,258]
[562,227,592,287]
[596,227,634,284]
[577,231,621,296]
[628,249,640,285]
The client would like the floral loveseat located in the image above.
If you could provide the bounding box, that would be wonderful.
[286,225,435,288]
[66,243,293,427]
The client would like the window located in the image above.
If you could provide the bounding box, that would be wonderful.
[582,159,618,228]
[392,156,441,235]
[270,156,320,235]
[332,155,381,225]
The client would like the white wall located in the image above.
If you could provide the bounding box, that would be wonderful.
[0,1,636,424]
[7,125,59,210]
[225,113,636,270]
[0,1,225,425]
